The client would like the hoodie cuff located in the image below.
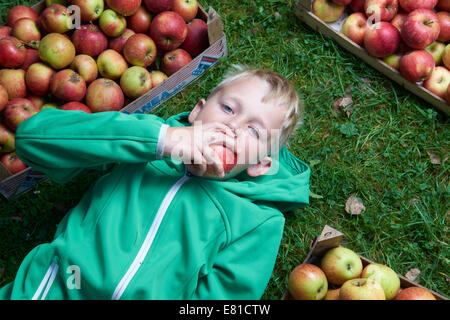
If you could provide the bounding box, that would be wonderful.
[156,124,169,160]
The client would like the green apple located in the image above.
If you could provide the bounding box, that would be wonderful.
[361,263,400,300]
[288,264,328,300]
[313,0,345,23]
[321,247,363,285]
[425,41,446,65]
[339,278,386,300]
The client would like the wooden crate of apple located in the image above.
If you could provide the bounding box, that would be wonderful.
[285,226,447,300]
[311,0,450,104]
[0,0,210,176]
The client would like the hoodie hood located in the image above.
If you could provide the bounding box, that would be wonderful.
[165,112,310,213]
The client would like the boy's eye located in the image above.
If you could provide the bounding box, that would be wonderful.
[222,105,233,114]
[249,126,260,139]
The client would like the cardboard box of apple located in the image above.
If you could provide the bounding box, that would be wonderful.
[0,0,211,177]
[310,0,450,104]
[284,225,448,300]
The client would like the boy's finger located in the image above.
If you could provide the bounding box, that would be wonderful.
[208,122,236,138]
[203,145,225,177]
[207,132,236,152]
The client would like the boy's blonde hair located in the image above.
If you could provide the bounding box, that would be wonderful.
[208,64,304,150]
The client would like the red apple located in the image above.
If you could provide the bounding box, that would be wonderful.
[97,49,129,80]
[109,28,136,54]
[173,0,198,22]
[7,5,39,27]
[203,144,237,176]
[106,0,141,16]
[425,41,446,65]
[364,22,400,57]
[40,4,71,34]
[86,78,125,112]
[41,103,60,110]
[288,264,328,300]
[161,48,192,76]
[401,9,440,49]
[395,287,436,300]
[99,9,127,37]
[391,12,408,32]
[123,33,157,67]
[443,44,450,68]
[0,26,12,39]
[437,12,450,42]
[150,70,168,88]
[71,24,108,58]
[0,124,15,154]
[1,152,28,174]
[60,102,92,113]
[127,6,152,33]
[332,0,352,4]
[39,33,76,70]
[0,85,8,112]
[437,0,450,11]
[72,0,105,22]
[399,0,438,12]
[423,66,450,98]
[341,13,367,46]
[180,18,209,57]
[120,66,152,98]
[365,0,399,22]
[26,94,45,111]
[0,69,27,99]
[21,48,40,71]
[313,0,345,23]
[349,0,365,12]
[50,69,87,102]
[11,18,41,45]
[144,0,173,13]
[399,49,435,82]
[70,54,98,84]
[25,62,56,96]
[150,11,188,51]
[0,36,26,68]
[3,98,38,132]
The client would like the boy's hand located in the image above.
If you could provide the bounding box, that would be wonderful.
[163,122,236,177]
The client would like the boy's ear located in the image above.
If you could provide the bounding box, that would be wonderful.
[246,156,272,177]
[188,99,206,124]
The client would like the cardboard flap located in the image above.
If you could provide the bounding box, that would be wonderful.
[207,6,224,45]
[311,225,344,257]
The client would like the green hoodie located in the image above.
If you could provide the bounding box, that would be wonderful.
[0,108,310,300]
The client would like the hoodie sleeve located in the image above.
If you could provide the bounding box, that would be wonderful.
[191,215,285,300]
[15,108,169,184]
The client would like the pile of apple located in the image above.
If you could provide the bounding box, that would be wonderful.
[313,0,450,103]
[0,0,209,176]
[288,246,438,300]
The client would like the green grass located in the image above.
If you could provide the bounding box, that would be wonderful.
[0,0,449,299]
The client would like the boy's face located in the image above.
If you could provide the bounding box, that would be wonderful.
[187,76,286,178]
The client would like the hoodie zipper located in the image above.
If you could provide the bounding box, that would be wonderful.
[111,173,190,300]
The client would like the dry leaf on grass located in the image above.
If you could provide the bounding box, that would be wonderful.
[405,268,421,283]
[332,95,354,118]
[345,194,366,215]
[427,151,442,165]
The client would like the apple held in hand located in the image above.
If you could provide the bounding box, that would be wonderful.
[423,66,450,99]
[399,0,438,12]
[320,247,363,285]
[0,124,15,154]
[1,152,28,174]
[204,144,238,176]
[3,98,38,132]
[365,0,399,22]
[399,50,435,82]
[401,9,440,49]
[341,13,367,46]
[364,22,400,58]
[0,36,26,68]
[288,264,328,300]
[50,69,87,102]
[86,78,124,112]
[313,0,345,23]
[150,11,188,51]
[120,66,152,99]
[339,278,386,300]
[361,263,400,300]
[39,33,76,70]
[395,287,436,300]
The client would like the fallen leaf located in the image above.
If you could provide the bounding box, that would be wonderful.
[405,268,421,283]
[427,151,442,165]
[332,95,353,117]
[345,194,366,215]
